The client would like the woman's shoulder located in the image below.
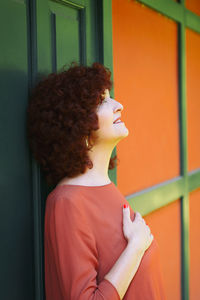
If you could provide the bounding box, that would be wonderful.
[46,185,83,209]
[45,185,96,224]
[45,181,123,224]
[47,181,116,204]
[45,186,93,236]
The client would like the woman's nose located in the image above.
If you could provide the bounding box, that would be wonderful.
[114,101,123,112]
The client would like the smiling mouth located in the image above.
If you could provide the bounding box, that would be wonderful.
[113,118,123,124]
[113,121,124,124]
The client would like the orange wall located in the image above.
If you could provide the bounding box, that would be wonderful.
[112,2,200,299]
[145,200,181,300]
[112,1,180,299]
[112,0,179,197]
[186,0,200,16]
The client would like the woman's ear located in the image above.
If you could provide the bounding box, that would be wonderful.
[102,89,110,99]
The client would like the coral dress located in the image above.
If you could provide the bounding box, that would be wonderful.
[44,181,166,299]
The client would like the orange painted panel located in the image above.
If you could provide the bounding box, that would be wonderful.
[186,29,200,171]
[144,200,181,300]
[189,188,200,300]
[112,0,180,195]
[186,0,200,16]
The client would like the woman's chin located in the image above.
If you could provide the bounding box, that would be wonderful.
[118,127,129,138]
[115,130,129,144]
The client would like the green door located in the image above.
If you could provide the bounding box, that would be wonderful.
[34,1,101,299]
[0,0,107,299]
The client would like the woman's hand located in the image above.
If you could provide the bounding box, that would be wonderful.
[122,204,153,252]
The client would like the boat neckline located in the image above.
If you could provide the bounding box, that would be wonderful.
[56,181,113,188]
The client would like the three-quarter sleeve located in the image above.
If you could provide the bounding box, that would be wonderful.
[45,196,120,300]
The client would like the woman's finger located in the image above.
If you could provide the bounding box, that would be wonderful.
[123,204,131,221]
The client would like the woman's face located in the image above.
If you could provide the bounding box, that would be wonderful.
[93,89,129,145]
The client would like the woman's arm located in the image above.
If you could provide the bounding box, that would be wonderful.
[45,197,152,300]
[45,197,120,300]
[104,241,144,299]
[104,206,153,299]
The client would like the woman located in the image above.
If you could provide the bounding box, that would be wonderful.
[27,62,166,299]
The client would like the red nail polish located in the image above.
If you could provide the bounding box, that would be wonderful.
[123,204,127,208]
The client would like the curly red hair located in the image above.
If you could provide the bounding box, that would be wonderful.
[26,62,118,187]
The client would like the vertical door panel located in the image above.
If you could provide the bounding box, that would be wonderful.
[49,1,82,70]
[0,0,34,300]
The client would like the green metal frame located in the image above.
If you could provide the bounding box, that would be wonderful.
[113,1,200,300]
[103,0,117,185]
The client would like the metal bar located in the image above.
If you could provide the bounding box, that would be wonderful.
[27,0,44,299]
[136,0,184,23]
[179,19,190,300]
[138,0,200,34]
[185,9,200,34]
[102,0,117,185]
[126,176,184,215]
[125,171,200,216]
[188,168,200,192]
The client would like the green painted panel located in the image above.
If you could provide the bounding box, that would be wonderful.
[138,0,200,34]
[179,19,190,300]
[137,0,184,22]
[181,194,190,300]
[0,0,34,299]
[102,0,117,184]
[49,1,81,69]
[188,169,200,192]
[186,9,200,34]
